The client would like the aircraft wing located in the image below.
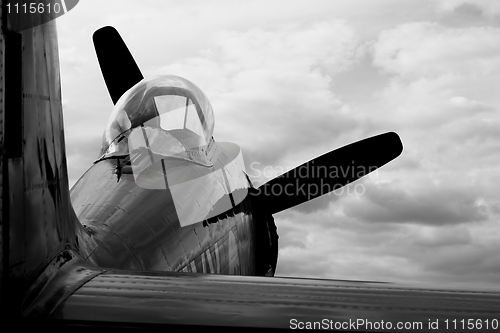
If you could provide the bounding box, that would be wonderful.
[24,255,500,332]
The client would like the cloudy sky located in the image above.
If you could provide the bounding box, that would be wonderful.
[57,0,500,288]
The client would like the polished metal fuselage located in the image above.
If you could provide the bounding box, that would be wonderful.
[70,158,271,276]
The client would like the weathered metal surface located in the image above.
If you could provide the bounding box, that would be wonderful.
[70,158,261,276]
[22,250,104,319]
[1,1,84,318]
[7,158,24,278]
[0,4,4,298]
[51,271,500,332]
[21,18,76,280]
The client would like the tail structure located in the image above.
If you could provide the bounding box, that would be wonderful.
[0,2,83,320]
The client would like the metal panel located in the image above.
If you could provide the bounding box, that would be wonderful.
[8,158,24,276]
[0,7,4,293]
[70,158,259,276]
[1,2,83,317]
[3,14,25,305]
[51,270,500,332]
[4,29,22,158]
[21,15,80,283]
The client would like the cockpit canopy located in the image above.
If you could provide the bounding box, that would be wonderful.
[100,75,215,159]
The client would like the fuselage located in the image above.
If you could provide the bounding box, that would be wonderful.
[67,75,278,277]
[70,156,277,276]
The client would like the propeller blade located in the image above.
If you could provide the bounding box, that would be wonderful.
[255,132,403,215]
[93,26,144,104]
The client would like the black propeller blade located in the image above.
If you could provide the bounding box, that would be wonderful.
[93,26,144,104]
[255,132,403,215]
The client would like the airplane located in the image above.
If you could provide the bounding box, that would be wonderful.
[1,3,500,332]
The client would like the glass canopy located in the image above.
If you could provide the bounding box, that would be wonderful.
[100,75,215,160]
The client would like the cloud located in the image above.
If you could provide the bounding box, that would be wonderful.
[449,96,494,111]
[384,153,422,171]
[342,180,489,225]
[374,76,496,130]
[411,225,472,247]
[367,23,500,131]
[59,45,88,77]
[149,21,365,186]
[275,207,500,286]
[290,192,340,214]
[445,117,500,144]
[66,135,103,187]
[372,22,500,78]
[436,0,500,18]
[275,212,424,283]
[417,239,500,284]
